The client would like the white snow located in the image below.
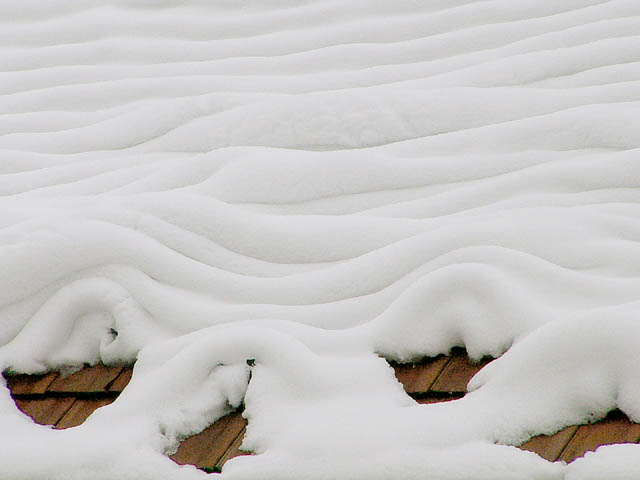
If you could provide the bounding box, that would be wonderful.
[1,0,640,478]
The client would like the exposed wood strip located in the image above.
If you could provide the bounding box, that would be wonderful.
[48,365,123,393]
[214,426,250,472]
[107,367,133,392]
[5,372,59,395]
[392,355,450,395]
[15,397,76,426]
[56,398,114,429]
[519,426,579,461]
[430,350,490,394]
[171,414,234,467]
[558,411,640,463]
[171,411,247,470]
[416,397,457,405]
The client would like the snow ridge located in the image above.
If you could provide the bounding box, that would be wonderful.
[0,1,639,479]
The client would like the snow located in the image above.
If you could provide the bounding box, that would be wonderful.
[0,0,639,478]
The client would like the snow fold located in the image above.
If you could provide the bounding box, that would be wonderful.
[1,0,640,478]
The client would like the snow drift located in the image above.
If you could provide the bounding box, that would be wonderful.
[1,0,640,478]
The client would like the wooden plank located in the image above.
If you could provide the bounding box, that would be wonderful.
[171,414,234,468]
[518,426,579,462]
[214,426,250,472]
[15,398,76,426]
[430,350,490,394]
[558,411,640,463]
[416,397,456,405]
[171,412,248,470]
[5,372,58,395]
[55,398,114,429]
[107,367,133,392]
[48,365,123,393]
[392,356,450,395]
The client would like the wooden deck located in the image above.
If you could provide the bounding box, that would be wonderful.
[390,348,640,462]
[5,348,639,471]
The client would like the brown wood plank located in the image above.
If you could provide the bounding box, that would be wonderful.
[215,426,250,472]
[518,426,579,462]
[15,397,76,426]
[107,367,133,392]
[171,414,234,467]
[392,356,450,395]
[5,372,59,395]
[416,397,456,405]
[430,350,490,394]
[171,412,248,470]
[55,398,114,429]
[558,411,640,463]
[48,365,123,393]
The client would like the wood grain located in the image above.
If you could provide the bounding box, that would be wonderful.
[5,372,59,395]
[15,397,76,426]
[430,351,490,394]
[558,411,640,463]
[56,398,114,429]
[519,426,579,461]
[47,365,123,393]
[392,356,450,395]
[171,411,248,470]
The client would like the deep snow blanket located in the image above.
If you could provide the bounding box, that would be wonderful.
[1,1,640,479]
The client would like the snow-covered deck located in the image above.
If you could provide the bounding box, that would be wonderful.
[7,350,640,471]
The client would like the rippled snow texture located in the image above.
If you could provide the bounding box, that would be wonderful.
[1,1,640,478]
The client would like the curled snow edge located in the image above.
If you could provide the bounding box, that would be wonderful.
[2,0,640,478]
[2,292,640,479]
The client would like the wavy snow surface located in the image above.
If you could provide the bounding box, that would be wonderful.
[1,1,640,478]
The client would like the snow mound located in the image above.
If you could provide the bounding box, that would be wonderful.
[1,0,640,478]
